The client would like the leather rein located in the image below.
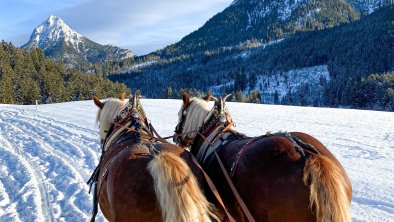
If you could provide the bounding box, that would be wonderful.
[192,118,256,222]
[175,102,256,222]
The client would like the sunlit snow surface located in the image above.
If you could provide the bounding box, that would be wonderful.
[0,99,393,221]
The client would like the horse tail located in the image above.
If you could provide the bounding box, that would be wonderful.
[147,151,218,222]
[303,155,352,222]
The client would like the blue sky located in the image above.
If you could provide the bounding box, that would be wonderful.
[0,0,233,55]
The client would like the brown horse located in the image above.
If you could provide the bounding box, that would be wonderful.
[91,93,219,222]
[174,93,352,222]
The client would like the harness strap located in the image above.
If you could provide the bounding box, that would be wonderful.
[210,121,234,144]
[192,120,256,222]
[87,149,105,222]
[188,152,236,222]
[163,130,198,140]
[213,150,256,222]
[291,134,320,154]
[90,182,98,222]
[149,122,163,140]
[111,121,169,143]
[229,132,320,180]
[283,133,307,161]
[229,137,258,177]
[97,145,130,196]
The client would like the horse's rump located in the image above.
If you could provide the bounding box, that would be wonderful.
[98,143,162,221]
[98,140,219,222]
[200,132,351,221]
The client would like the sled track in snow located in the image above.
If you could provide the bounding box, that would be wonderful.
[0,131,55,222]
[0,108,100,221]
[0,100,393,221]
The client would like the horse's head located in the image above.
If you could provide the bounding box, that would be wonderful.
[174,93,211,146]
[212,94,233,125]
[94,92,127,143]
[174,92,234,147]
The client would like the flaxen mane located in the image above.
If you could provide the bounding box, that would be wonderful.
[96,98,125,141]
[179,97,211,140]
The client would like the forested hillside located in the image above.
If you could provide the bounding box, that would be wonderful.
[0,42,130,105]
[157,0,360,57]
[79,0,365,75]
[109,4,394,111]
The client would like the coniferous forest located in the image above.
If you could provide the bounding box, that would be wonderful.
[0,41,130,105]
[108,5,394,111]
[1,3,393,112]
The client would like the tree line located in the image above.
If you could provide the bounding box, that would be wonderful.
[0,41,130,105]
[109,4,394,111]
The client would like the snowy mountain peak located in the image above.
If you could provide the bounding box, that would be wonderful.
[23,15,134,67]
[47,15,61,25]
[27,15,82,49]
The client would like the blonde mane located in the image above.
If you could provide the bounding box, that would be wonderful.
[179,97,212,140]
[96,98,126,142]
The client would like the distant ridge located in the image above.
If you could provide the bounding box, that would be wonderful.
[23,15,133,67]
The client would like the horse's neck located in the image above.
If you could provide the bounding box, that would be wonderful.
[103,120,151,151]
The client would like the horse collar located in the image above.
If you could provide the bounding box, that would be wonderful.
[192,117,235,163]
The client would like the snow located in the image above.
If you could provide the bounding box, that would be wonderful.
[122,61,157,73]
[28,15,83,50]
[235,39,284,57]
[244,0,303,26]
[0,99,393,221]
[209,65,328,103]
[253,65,329,102]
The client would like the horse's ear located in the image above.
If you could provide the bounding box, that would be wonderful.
[93,96,103,109]
[183,92,190,105]
[202,93,212,102]
[223,94,232,102]
[119,92,126,101]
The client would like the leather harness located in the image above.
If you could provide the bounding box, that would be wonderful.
[88,98,239,222]
[177,99,321,222]
[87,99,161,222]
[88,97,321,222]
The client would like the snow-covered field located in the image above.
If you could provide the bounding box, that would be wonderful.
[0,99,393,222]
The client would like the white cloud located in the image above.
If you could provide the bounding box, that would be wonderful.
[1,0,233,54]
[56,0,232,54]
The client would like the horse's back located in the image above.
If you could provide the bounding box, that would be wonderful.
[101,142,210,222]
[233,135,314,221]
[214,131,351,221]
[102,144,162,221]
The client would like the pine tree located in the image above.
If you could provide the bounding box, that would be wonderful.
[274,90,280,104]
[234,90,244,102]
[167,87,173,98]
[0,65,15,104]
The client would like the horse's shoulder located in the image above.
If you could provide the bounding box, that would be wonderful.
[290,132,323,146]
[154,143,185,155]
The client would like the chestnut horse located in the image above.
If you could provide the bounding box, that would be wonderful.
[174,93,352,222]
[91,93,219,222]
